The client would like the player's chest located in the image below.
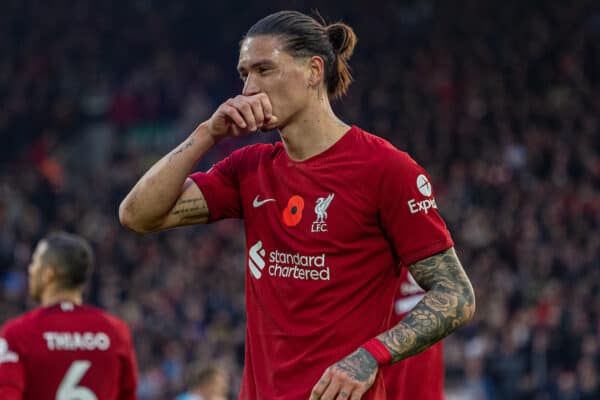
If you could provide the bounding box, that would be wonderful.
[239,167,378,244]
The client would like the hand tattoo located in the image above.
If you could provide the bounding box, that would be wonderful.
[332,348,378,385]
[378,247,475,363]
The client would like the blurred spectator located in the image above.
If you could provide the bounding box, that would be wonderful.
[175,364,229,400]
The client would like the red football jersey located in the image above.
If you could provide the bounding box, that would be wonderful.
[190,125,453,400]
[383,268,445,400]
[0,302,137,400]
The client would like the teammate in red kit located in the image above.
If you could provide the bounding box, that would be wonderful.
[383,269,445,400]
[0,232,138,400]
[120,10,475,400]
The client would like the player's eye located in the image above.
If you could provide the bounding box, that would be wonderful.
[258,67,270,74]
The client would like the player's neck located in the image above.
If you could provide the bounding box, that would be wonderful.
[279,96,349,161]
[40,287,83,307]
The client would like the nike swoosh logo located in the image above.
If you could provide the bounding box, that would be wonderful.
[253,195,276,208]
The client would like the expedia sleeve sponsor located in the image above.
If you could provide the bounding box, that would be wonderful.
[406,174,439,214]
[407,198,438,214]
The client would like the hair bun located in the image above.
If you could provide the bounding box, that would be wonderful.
[326,22,357,59]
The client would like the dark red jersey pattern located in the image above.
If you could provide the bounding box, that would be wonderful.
[0,302,137,400]
[383,268,445,400]
[189,125,453,400]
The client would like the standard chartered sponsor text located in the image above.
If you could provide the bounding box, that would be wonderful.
[268,250,330,281]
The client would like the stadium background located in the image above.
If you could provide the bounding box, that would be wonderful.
[1,0,599,398]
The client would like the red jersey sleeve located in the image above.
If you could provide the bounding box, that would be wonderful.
[188,149,244,222]
[377,150,453,266]
[0,324,25,400]
[118,323,138,400]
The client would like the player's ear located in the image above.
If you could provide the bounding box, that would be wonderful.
[307,55,325,88]
[41,265,58,286]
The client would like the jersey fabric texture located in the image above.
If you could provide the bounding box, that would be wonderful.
[0,302,137,400]
[189,125,453,400]
[383,268,445,400]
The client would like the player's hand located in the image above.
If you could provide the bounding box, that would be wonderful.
[205,93,278,141]
[309,348,378,400]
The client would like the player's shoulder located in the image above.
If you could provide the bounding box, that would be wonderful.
[353,126,421,170]
[227,142,282,171]
[80,305,132,338]
[1,307,46,336]
[231,142,279,159]
[2,304,125,331]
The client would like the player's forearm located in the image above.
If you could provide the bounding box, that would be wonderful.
[119,122,215,232]
[376,248,476,363]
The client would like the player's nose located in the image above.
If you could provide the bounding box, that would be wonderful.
[242,74,260,96]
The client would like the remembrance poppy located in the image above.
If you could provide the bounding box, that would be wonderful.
[282,195,304,226]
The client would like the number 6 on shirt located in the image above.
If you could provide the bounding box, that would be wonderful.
[57,361,97,400]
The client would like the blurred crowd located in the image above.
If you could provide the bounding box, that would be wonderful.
[1,0,599,399]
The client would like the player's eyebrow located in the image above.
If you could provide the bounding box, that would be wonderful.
[237,59,276,74]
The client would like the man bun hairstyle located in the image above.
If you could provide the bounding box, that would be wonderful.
[42,231,94,290]
[325,22,357,99]
[245,10,357,100]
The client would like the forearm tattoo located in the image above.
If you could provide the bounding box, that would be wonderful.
[170,197,208,221]
[168,138,194,161]
[378,248,476,363]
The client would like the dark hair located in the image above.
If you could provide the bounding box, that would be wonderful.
[41,231,94,290]
[245,10,357,100]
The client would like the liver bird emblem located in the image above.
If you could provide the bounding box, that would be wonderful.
[314,193,335,224]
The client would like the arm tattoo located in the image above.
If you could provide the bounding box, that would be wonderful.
[377,247,476,363]
[170,197,207,221]
[168,138,194,161]
[333,348,378,384]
